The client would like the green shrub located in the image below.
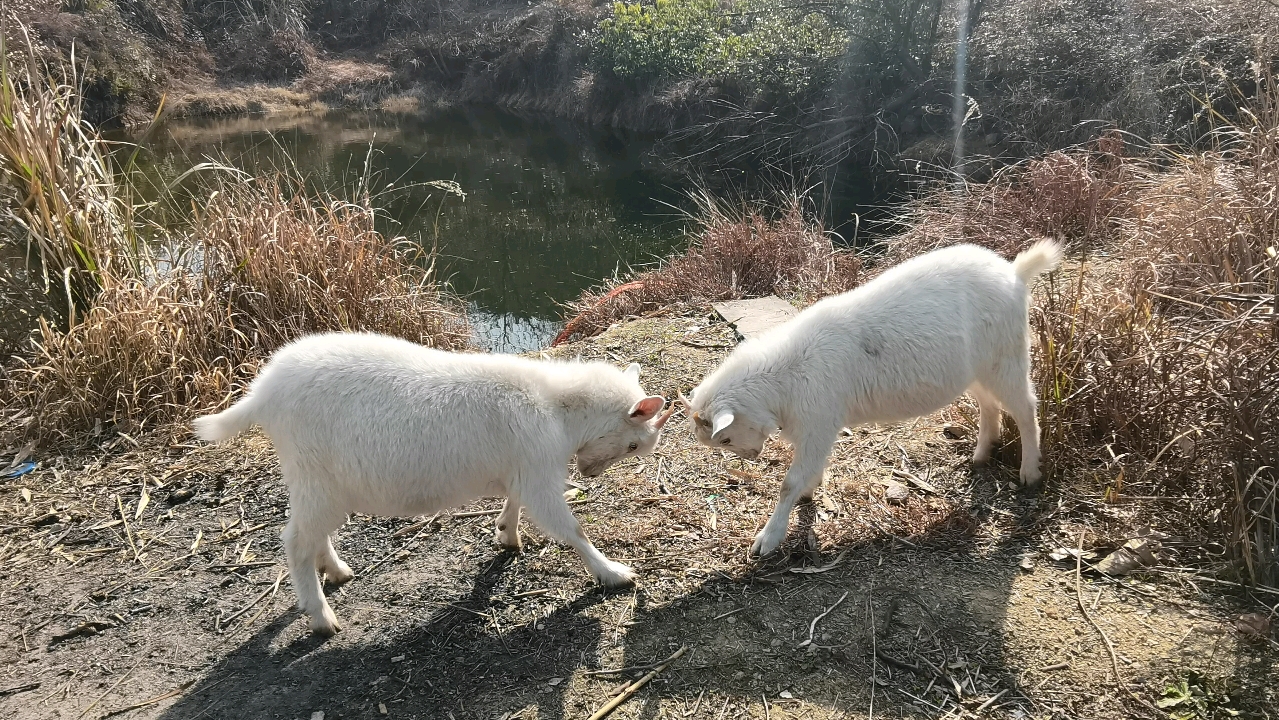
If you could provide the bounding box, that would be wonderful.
[597,0,724,82]
[712,3,847,97]
[595,0,847,99]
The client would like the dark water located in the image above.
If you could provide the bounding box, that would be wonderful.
[130,109,692,352]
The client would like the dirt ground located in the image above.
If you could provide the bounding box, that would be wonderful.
[1,315,1276,719]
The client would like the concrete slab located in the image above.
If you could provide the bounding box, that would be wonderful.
[712,295,798,341]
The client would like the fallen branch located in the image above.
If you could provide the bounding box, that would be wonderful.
[587,645,688,720]
[99,680,195,718]
[1076,530,1122,686]
[975,688,1008,713]
[77,660,141,719]
[797,591,849,648]
[216,571,285,631]
[0,682,39,697]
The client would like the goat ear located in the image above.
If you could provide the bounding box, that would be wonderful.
[624,363,641,381]
[711,412,735,438]
[628,395,664,422]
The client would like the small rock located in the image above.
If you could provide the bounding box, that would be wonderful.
[378,703,388,715]
[390,655,405,663]
[779,690,794,699]
[883,479,909,504]
[310,713,324,720]
[1019,555,1035,572]
[547,677,563,686]
[942,424,969,439]
[725,616,736,625]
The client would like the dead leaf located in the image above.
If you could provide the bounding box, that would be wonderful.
[1095,537,1161,576]
[789,549,849,574]
[1049,547,1098,562]
[942,424,969,439]
[135,484,151,520]
[1235,613,1271,639]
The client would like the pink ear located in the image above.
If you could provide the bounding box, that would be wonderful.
[628,396,665,421]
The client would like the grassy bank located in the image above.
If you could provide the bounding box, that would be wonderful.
[0,30,469,443]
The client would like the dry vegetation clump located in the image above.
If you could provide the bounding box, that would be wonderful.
[883,105,1279,584]
[884,133,1138,261]
[2,175,471,442]
[555,200,862,343]
[0,30,470,443]
[0,25,145,309]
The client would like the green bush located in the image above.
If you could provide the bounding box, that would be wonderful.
[595,0,847,99]
[712,4,847,97]
[597,0,724,81]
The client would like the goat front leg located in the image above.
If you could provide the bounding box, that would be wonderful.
[519,474,635,587]
[752,430,834,557]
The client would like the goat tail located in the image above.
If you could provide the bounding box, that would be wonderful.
[193,397,258,443]
[1012,239,1063,282]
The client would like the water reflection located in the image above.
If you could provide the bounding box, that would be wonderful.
[131,108,690,352]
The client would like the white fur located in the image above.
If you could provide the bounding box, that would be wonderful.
[193,332,674,636]
[687,240,1062,556]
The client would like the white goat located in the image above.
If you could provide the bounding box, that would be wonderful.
[193,332,674,636]
[684,240,1062,556]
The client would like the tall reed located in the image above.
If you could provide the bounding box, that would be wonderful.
[0,24,145,310]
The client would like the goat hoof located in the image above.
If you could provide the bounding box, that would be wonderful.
[593,560,636,588]
[1019,468,1042,487]
[309,609,342,637]
[750,529,784,558]
[495,530,522,551]
[324,563,355,586]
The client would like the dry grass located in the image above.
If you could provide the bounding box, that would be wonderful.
[0,23,470,443]
[2,174,471,442]
[555,198,863,344]
[0,24,144,308]
[880,99,1279,585]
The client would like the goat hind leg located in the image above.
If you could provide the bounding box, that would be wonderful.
[985,365,1042,486]
[317,536,354,586]
[283,514,342,636]
[969,383,1003,466]
[494,495,522,550]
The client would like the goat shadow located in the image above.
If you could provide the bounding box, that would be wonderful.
[152,462,1272,719]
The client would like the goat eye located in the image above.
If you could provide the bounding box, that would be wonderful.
[721,438,731,445]
[628,442,638,452]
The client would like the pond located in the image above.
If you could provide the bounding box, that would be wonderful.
[130,108,693,352]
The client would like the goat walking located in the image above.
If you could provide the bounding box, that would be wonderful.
[684,241,1062,556]
[194,332,674,635]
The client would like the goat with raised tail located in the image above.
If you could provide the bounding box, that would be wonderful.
[684,241,1062,557]
[193,332,675,636]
